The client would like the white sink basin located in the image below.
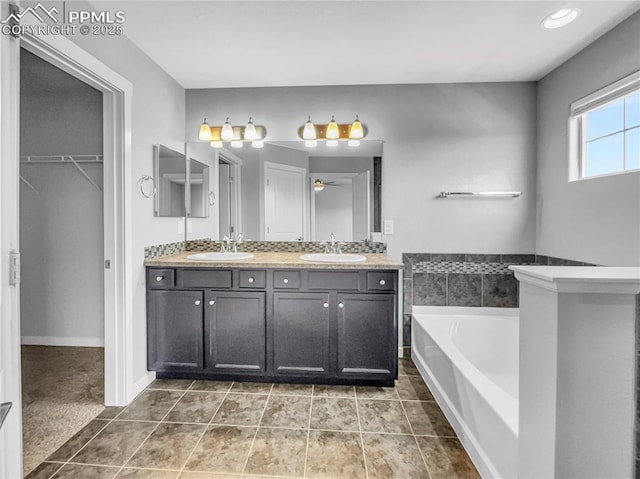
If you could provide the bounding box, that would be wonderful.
[300,253,366,263]
[187,252,254,261]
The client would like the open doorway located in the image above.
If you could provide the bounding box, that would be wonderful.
[218,153,242,240]
[19,49,105,474]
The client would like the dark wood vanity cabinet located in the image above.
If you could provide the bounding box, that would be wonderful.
[146,266,398,386]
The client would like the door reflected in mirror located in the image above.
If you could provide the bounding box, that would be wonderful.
[154,144,186,217]
[188,158,210,218]
[185,140,382,242]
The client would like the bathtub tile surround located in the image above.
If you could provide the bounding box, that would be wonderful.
[28,360,480,479]
[402,252,593,346]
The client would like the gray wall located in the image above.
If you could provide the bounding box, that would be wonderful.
[536,12,640,266]
[186,82,538,260]
[20,50,104,345]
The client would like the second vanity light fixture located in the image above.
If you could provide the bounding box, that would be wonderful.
[298,115,367,147]
[198,117,267,149]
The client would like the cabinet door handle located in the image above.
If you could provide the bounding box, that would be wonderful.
[195,300,201,306]
[379,279,386,286]
[283,278,289,284]
[338,303,344,308]
[323,302,329,308]
[156,276,164,282]
[248,277,255,283]
[209,300,215,306]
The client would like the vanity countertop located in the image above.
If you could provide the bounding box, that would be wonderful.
[145,251,403,270]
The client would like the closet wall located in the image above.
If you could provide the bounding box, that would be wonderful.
[19,49,105,346]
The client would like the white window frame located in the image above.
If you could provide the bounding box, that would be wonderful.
[569,70,640,181]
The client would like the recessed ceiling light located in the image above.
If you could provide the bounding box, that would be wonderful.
[542,8,581,29]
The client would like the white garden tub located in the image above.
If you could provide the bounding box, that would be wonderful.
[411,306,519,479]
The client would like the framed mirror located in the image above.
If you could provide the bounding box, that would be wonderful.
[154,144,187,217]
[188,158,210,218]
[184,140,382,241]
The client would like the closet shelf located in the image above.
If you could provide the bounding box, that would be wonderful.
[20,155,103,192]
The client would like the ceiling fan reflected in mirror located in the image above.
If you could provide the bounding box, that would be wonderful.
[314,179,340,192]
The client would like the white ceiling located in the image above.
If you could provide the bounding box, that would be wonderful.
[90,1,640,89]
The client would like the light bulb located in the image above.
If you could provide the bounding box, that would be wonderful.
[244,117,258,140]
[326,115,340,140]
[199,118,213,141]
[210,141,223,148]
[305,140,318,148]
[326,140,338,147]
[221,117,234,141]
[251,140,264,148]
[348,139,360,147]
[349,115,364,139]
[231,140,243,148]
[303,116,317,140]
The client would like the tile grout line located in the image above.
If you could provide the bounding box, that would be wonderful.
[353,386,370,479]
[44,413,117,479]
[302,384,315,479]
[178,380,234,475]
[396,385,434,479]
[240,383,274,475]
[112,381,194,477]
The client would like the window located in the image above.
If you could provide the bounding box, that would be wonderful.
[570,71,640,180]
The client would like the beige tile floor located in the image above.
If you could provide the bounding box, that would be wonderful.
[26,359,480,479]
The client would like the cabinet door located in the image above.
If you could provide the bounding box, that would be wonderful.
[205,291,266,373]
[148,290,203,372]
[337,293,396,378]
[272,293,331,376]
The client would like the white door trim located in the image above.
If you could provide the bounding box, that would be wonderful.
[19,29,134,409]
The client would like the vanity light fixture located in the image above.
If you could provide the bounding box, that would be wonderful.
[326,115,340,140]
[199,117,268,148]
[244,117,258,141]
[542,7,580,29]
[297,115,368,146]
[303,116,317,140]
[221,118,234,141]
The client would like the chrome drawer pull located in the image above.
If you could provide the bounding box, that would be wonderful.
[283,278,289,284]
[379,279,386,286]
[323,302,329,308]
[209,300,215,306]
[156,276,164,282]
[338,303,344,308]
[195,300,201,306]
[248,277,255,283]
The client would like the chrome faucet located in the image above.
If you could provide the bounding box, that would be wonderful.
[220,233,243,253]
[325,233,342,254]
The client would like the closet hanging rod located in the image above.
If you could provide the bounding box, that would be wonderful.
[20,155,103,164]
[438,191,522,198]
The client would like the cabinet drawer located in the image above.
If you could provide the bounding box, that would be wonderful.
[308,271,360,291]
[367,272,396,291]
[148,269,175,289]
[181,269,232,288]
[273,270,301,289]
[239,270,266,289]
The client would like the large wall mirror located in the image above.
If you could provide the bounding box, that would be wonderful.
[185,140,382,241]
[154,144,186,217]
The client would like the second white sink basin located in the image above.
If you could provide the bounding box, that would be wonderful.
[187,252,254,261]
[300,253,366,263]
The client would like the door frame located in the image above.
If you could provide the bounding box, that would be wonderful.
[0,16,133,478]
[218,150,243,239]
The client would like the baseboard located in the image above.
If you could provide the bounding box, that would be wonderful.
[21,336,105,347]
[130,371,156,403]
